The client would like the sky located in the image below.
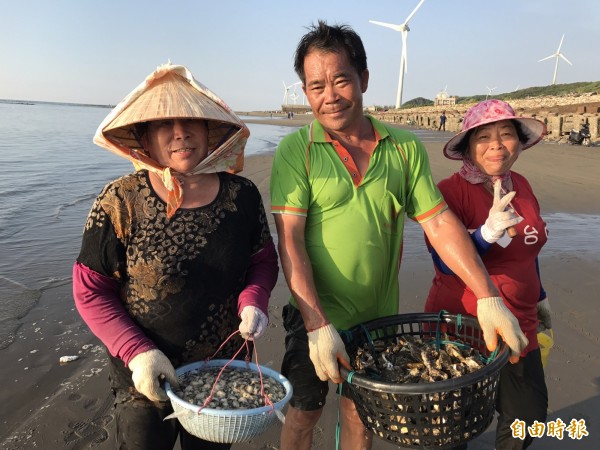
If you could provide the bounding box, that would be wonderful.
[1,0,599,111]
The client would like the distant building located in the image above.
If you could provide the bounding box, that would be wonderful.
[434,90,456,107]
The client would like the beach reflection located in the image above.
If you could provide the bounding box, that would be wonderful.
[542,212,600,258]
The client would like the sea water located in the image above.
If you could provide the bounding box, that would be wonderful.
[0,103,291,349]
[0,102,598,349]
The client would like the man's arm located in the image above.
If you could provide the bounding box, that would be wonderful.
[274,214,328,330]
[274,213,350,382]
[421,208,528,363]
[421,208,499,299]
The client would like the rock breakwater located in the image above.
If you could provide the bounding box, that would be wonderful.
[374,93,600,144]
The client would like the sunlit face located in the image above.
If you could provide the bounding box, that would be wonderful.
[302,49,368,134]
[142,119,209,173]
[467,120,522,176]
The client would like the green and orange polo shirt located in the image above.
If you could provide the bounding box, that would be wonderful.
[270,115,446,330]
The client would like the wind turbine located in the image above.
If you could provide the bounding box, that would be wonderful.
[289,92,299,105]
[538,34,573,85]
[282,80,302,105]
[290,81,303,104]
[485,86,497,100]
[370,0,426,109]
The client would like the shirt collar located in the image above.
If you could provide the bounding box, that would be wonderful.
[309,114,388,144]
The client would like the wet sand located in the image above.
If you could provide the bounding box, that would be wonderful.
[1,120,598,449]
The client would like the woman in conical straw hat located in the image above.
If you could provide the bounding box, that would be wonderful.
[72,63,278,449]
[424,99,551,450]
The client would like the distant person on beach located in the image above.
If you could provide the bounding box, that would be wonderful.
[425,99,551,450]
[72,63,278,449]
[270,21,527,450]
[439,111,447,131]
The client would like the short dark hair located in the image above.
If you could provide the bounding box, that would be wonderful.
[294,20,367,85]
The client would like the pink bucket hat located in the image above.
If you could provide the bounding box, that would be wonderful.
[443,99,547,160]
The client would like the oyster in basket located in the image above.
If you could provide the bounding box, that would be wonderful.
[351,335,484,383]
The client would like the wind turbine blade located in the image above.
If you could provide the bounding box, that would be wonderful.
[557,34,565,52]
[560,54,573,65]
[404,0,426,25]
[369,20,403,32]
[538,55,555,62]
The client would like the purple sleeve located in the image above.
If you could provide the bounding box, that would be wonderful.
[72,262,155,366]
[237,239,279,317]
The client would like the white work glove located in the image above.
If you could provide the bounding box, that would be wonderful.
[477,297,529,363]
[128,349,178,402]
[537,298,552,331]
[307,324,351,382]
[239,305,268,340]
[481,180,523,243]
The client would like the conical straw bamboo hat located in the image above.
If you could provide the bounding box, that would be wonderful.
[101,69,244,153]
[93,63,249,218]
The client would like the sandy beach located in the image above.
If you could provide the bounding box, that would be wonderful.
[1,117,598,449]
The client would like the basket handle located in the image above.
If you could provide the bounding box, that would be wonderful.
[205,329,253,362]
[434,310,454,351]
[198,331,275,413]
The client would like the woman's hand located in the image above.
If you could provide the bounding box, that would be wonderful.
[481,180,523,243]
[537,297,552,331]
[128,349,178,402]
[239,305,268,340]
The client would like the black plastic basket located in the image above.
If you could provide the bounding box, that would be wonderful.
[340,312,509,449]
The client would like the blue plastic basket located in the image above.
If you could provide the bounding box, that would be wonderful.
[165,359,292,443]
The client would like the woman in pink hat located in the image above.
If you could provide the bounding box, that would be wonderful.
[425,99,552,449]
[72,63,278,449]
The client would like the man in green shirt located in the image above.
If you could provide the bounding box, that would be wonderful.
[270,21,526,450]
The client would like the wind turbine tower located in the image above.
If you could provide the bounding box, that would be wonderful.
[282,81,291,105]
[538,34,572,85]
[370,0,426,109]
[485,86,497,100]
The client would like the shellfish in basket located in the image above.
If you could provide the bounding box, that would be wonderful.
[172,366,287,410]
[340,313,509,449]
[352,333,486,383]
[165,360,293,443]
